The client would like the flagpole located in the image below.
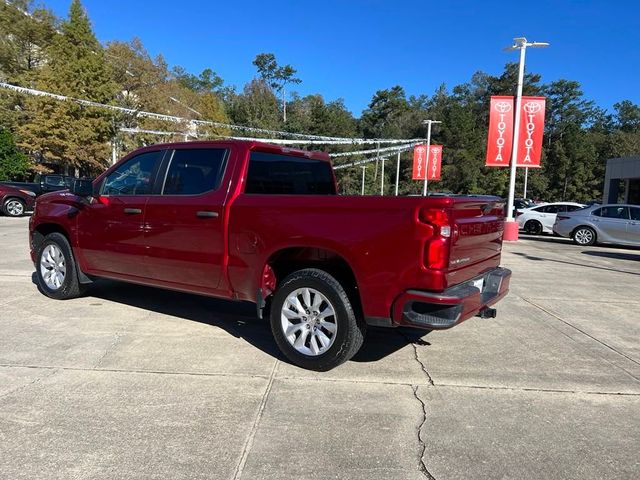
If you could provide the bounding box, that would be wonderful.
[421,119,441,196]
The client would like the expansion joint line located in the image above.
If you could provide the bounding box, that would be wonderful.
[232,359,279,480]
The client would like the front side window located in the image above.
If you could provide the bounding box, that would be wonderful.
[630,207,640,221]
[163,148,227,195]
[101,150,163,196]
[245,151,336,195]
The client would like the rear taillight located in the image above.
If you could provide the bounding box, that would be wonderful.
[419,208,451,238]
[556,215,570,221]
[419,208,451,269]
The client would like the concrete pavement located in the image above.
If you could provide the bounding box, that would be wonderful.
[0,216,638,479]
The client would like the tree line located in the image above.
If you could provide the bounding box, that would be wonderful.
[1,0,638,201]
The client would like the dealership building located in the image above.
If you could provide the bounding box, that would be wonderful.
[603,156,640,205]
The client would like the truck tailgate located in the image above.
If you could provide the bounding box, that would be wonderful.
[446,198,505,284]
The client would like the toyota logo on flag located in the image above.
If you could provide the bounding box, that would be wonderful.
[523,101,542,114]
[494,101,512,113]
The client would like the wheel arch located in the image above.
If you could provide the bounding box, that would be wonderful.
[258,246,362,320]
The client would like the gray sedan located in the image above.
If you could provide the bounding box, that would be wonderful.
[553,204,640,246]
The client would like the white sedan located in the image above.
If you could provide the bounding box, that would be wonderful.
[517,202,586,234]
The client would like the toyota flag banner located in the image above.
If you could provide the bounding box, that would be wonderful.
[516,96,545,168]
[412,144,427,180]
[486,96,514,167]
[486,96,546,168]
[428,145,443,181]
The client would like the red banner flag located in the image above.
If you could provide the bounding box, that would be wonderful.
[412,144,427,180]
[486,96,514,167]
[427,145,442,180]
[516,96,546,168]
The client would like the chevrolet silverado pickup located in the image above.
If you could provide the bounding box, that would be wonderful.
[29,140,511,370]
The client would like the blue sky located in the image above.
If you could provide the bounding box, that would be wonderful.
[46,0,640,117]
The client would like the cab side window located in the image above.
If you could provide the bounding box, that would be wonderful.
[101,151,163,196]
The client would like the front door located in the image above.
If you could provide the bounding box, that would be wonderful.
[143,147,230,292]
[626,206,640,244]
[76,150,165,278]
[594,206,630,244]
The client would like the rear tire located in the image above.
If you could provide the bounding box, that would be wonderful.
[35,232,85,300]
[524,220,543,235]
[3,198,26,217]
[572,226,596,246]
[269,268,365,371]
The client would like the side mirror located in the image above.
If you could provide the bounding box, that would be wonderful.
[71,178,94,197]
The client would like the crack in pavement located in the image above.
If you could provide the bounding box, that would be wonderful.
[0,368,58,401]
[93,332,123,369]
[398,330,435,386]
[412,385,435,480]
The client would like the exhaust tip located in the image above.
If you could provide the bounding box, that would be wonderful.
[477,307,497,319]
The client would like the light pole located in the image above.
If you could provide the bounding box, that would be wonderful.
[361,166,366,195]
[421,119,441,196]
[395,150,401,196]
[503,37,549,240]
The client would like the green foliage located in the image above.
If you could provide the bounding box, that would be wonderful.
[0,128,30,180]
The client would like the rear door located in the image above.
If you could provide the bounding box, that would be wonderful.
[143,146,230,292]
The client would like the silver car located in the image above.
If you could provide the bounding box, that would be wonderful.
[553,204,640,246]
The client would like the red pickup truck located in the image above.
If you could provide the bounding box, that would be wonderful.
[29,140,511,370]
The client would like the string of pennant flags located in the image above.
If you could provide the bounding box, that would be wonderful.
[0,82,422,147]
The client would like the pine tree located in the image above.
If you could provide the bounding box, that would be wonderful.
[18,0,116,174]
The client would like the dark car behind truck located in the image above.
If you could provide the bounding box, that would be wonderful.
[29,140,511,370]
[0,174,75,196]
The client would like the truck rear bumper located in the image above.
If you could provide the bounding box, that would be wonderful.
[390,267,511,330]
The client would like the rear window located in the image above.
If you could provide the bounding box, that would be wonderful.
[245,151,336,195]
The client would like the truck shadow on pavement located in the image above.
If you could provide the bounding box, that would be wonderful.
[32,274,428,365]
[581,250,640,262]
[511,252,640,276]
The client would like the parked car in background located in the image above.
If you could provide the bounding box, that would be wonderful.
[517,202,586,234]
[553,204,640,246]
[0,174,75,196]
[0,183,36,216]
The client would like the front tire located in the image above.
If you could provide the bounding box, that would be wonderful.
[3,198,26,217]
[35,232,85,300]
[270,268,365,371]
[524,220,543,235]
[573,226,596,246]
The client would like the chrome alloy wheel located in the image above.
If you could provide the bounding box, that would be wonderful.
[40,244,66,290]
[280,287,337,356]
[6,200,24,216]
[575,228,593,245]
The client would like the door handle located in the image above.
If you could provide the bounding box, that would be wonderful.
[196,210,219,218]
[123,208,142,215]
